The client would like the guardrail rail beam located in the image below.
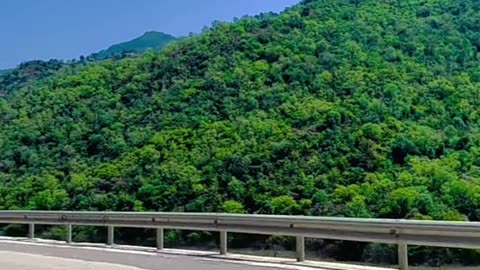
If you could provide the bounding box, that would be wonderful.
[0,211,477,268]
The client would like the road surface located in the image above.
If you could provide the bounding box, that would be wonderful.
[0,241,284,270]
[0,251,145,270]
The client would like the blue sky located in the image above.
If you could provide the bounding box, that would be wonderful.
[0,0,300,69]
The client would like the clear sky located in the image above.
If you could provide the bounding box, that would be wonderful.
[0,0,300,69]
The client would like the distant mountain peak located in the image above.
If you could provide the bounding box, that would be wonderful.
[89,31,177,60]
[140,31,176,38]
[143,30,167,35]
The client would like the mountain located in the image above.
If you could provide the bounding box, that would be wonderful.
[89,31,177,60]
[0,32,177,95]
[1,0,480,265]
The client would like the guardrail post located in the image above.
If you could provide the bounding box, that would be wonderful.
[107,226,114,246]
[398,243,408,270]
[66,224,72,244]
[220,231,227,255]
[156,227,164,250]
[28,223,35,239]
[296,236,305,262]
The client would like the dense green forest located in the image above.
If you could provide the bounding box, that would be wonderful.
[0,60,64,95]
[1,0,480,266]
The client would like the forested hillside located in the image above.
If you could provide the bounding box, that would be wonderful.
[0,60,64,95]
[1,0,480,265]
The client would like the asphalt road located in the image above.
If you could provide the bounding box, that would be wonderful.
[0,241,284,270]
[0,251,145,270]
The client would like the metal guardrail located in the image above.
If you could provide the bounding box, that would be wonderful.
[0,211,478,270]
